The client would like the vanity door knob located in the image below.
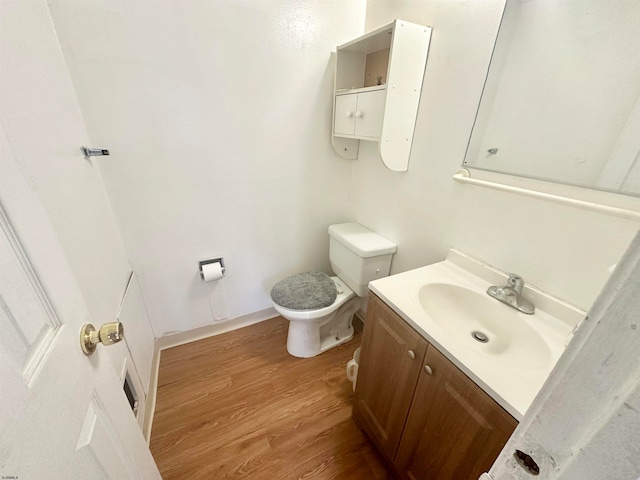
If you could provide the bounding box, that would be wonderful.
[424,365,433,375]
[355,110,363,118]
[408,350,416,360]
[346,111,354,118]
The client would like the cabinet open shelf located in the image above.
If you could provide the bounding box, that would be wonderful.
[335,85,387,95]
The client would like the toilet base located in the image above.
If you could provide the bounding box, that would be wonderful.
[286,297,360,358]
[319,324,354,353]
[287,321,354,358]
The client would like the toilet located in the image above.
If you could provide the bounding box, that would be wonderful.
[271,223,396,358]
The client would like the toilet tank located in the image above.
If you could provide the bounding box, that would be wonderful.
[328,223,397,297]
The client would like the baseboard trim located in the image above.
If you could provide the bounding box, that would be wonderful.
[141,307,279,443]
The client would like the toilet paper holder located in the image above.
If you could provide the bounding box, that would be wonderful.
[199,257,225,280]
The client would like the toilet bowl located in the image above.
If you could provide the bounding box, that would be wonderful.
[272,277,360,358]
[271,223,396,358]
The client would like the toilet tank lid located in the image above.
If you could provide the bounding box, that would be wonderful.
[328,223,397,258]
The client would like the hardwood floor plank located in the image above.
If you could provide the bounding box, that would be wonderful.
[150,316,391,479]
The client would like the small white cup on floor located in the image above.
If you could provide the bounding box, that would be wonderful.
[346,347,361,391]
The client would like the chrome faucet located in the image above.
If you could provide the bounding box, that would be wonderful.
[487,274,535,314]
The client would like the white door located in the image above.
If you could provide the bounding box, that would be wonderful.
[0,131,161,478]
[0,0,160,473]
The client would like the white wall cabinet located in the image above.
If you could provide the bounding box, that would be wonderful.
[331,19,432,172]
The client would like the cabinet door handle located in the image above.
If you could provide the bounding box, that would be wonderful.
[424,365,433,375]
[346,111,354,118]
[408,350,416,360]
[355,110,363,118]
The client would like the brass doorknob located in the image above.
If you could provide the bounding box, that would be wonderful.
[81,322,124,355]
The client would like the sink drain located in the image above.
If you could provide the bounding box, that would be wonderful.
[471,331,489,343]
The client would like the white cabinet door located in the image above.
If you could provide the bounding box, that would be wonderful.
[334,89,385,139]
[354,89,386,138]
[334,93,357,135]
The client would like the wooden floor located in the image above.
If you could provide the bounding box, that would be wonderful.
[149,316,392,479]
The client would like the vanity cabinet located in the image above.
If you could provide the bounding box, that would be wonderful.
[332,20,432,171]
[353,294,518,479]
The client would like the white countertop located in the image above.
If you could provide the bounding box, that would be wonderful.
[368,250,585,420]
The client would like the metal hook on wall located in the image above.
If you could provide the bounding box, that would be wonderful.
[81,146,110,160]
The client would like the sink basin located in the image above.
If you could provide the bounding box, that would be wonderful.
[418,283,551,369]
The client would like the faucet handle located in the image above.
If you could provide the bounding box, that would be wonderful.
[507,274,524,293]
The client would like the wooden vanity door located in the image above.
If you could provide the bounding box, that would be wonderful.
[354,294,428,459]
[395,347,518,480]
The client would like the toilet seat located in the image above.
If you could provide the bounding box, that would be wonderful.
[270,271,337,310]
[272,277,355,321]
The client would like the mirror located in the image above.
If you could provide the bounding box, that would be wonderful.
[464,0,640,197]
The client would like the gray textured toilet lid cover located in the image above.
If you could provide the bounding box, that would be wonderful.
[270,271,338,310]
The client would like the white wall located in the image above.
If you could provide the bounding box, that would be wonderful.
[48,0,367,336]
[354,0,639,311]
